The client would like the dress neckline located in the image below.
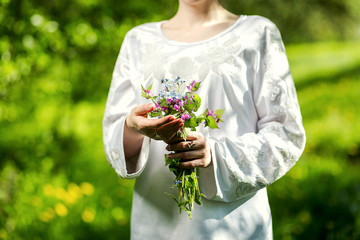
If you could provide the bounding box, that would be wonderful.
[157,15,246,46]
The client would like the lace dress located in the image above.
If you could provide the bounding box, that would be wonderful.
[103,15,306,240]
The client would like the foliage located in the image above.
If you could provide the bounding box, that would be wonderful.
[224,0,360,43]
[142,78,224,219]
[1,0,360,239]
[268,41,360,239]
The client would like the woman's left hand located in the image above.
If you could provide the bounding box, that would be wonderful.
[165,132,212,169]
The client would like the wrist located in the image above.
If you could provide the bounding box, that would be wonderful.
[125,116,143,139]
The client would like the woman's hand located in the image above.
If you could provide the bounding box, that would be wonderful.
[126,103,183,143]
[165,131,212,169]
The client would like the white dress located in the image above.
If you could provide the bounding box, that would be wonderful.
[103,15,306,240]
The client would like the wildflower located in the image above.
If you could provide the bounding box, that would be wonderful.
[181,114,191,121]
[207,110,216,118]
[161,78,169,83]
[171,91,177,99]
[174,180,182,185]
[141,76,224,220]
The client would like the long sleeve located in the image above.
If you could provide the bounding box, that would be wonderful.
[200,22,306,202]
[102,32,151,179]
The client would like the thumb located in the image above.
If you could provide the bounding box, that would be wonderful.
[133,103,155,116]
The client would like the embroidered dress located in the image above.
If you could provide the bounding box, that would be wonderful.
[103,15,306,240]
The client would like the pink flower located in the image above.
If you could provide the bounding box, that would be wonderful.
[207,110,216,118]
[174,104,180,111]
[181,114,191,121]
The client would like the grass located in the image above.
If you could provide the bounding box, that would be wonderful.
[1,40,360,240]
[268,41,360,239]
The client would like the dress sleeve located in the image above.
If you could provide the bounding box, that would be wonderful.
[102,32,151,179]
[199,22,306,202]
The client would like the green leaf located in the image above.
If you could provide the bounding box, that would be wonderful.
[165,155,180,167]
[206,116,219,129]
[192,94,201,112]
[178,127,188,141]
[184,114,198,129]
[185,92,193,99]
[149,111,162,118]
[147,83,153,91]
[184,102,195,113]
[165,192,179,205]
[192,82,201,92]
[215,108,225,119]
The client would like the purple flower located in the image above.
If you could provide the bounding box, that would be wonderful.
[174,104,180,111]
[166,98,172,104]
[191,80,196,87]
[207,110,216,118]
[181,114,191,121]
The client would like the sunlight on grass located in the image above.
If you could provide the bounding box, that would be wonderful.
[287,41,360,85]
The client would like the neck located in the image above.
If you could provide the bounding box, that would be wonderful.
[171,0,228,27]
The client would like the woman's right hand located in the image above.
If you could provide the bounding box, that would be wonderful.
[125,103,184,143]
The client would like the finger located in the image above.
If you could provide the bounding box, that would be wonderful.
[160,125,182,143]
[133,103,156,116]
[166,149,204,161]
[136,115,177,131]
[150,115,178,128]
[157,118,182,129]
[158,120,183,137]
[178,159,206,169]
[166,140,201,152]
[168,131,198,144]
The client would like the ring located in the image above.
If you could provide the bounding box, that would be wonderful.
[187,141,195,149]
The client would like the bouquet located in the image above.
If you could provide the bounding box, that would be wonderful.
[141,77,224,219]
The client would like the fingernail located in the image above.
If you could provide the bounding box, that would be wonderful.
[148,103,154,111]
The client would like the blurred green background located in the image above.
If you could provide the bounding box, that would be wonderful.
[1,0,360,239]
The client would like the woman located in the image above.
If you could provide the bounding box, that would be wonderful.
[103,0,306,239]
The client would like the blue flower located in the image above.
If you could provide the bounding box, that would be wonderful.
[161,78,169,84]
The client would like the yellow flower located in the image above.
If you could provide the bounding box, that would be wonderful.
[39,207,55,222]
[82,208,95,223]
[55,203,68,217]
[80,182,94,196]
[55,187,67,200]
[65,183,83,205]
